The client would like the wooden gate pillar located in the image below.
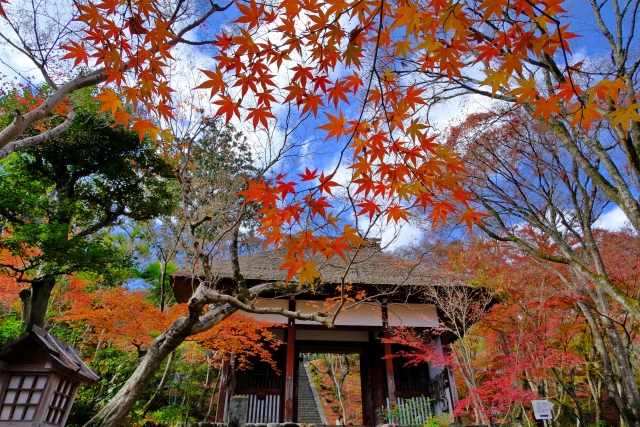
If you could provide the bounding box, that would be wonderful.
[381,302,397,405]
[284,298,296,422]
[370,333,387,423]
[360,337,375,427]
[216,354,232,423]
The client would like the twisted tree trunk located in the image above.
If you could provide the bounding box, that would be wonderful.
[20,275,56,328]
[85,301,238,426]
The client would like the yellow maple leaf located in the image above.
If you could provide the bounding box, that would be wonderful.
[483,69,511,96]
[298,262,321,286]
[608,103,640,132]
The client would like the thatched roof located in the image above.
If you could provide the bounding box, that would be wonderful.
[173,246,447,287]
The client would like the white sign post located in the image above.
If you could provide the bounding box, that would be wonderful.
[532,400,554,427]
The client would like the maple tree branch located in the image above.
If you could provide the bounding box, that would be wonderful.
[623,1,640,68]
[168,0,186,22]
[173,38,219,46]
[199,287,334,328]
[190,215,213,231]
[0,207,26,225]
[0,111,76,159]
[190,281,333,334]
[170,1,233,44]
[0,70,107,151]
[588,0,619,55]
[75,206,126,238]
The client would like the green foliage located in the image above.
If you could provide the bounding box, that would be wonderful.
[66,347,143,426]
[147,404,194,425]
[0,95,177,281]
[135,260,179,307]
[0,313,25,346]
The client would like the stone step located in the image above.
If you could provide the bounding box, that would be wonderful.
[297,362,324,424]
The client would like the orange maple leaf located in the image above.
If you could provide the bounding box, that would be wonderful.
[317,112,349,141]
[246,107,275,129]
[608,103,640,132]
[214,95,241,122]
[298,262,322,286]
[197,67,227,98]
[318,172,340,195]
[234,0,264,30]
[386,204,411,224]
[60,40,90,67]
[459,207,488,230]
[96,89,123,115]
[131,118,159,142]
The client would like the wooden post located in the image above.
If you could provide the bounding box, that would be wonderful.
[360,342,374,427]
[381,302,397,405]
[228,396,249,427]
[284,298,296,422]
[370,332,387,424]
[215,355,231,423]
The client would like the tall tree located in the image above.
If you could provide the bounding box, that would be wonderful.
[387,238,619,427]
[0,98,176,327]
[447,110,640,426]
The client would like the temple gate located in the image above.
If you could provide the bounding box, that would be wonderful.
[171,245,460,426]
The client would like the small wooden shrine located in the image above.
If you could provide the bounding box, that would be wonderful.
[0,324,99,426]
[172,244,459,426]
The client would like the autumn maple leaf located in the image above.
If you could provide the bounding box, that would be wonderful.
[96,89,123,115]
[60,40,90,67]
[317,112,349,141]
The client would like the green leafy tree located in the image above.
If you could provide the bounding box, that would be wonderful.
[0,96,177,327]
[137,260,180,310]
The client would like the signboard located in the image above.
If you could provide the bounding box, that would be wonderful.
[532,400,554,420]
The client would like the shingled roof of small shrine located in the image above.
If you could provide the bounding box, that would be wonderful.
[0,324,99,383]
[173,246,451,287]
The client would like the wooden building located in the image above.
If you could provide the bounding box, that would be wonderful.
[171,245,459,426]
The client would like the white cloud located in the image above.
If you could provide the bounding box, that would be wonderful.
[595,206,630,231]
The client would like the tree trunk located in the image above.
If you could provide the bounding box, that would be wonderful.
[94,329,107,361]
[85,301,237,427]
[160,262,167,313]
[206,367,222,421]
[311,354,350,421]
[590,285,640,427]
[19,288,31,325]
[198,351,218,412]
[85,325,188,426]
[576,299,640,427]
[22,275,56,328]
[586,367,602,422]
[83,277,328,427]
[142,351,176,415]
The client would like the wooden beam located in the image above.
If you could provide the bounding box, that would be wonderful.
[284,298,296,422]
[215,355,231,423]
[381,303,397,405]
